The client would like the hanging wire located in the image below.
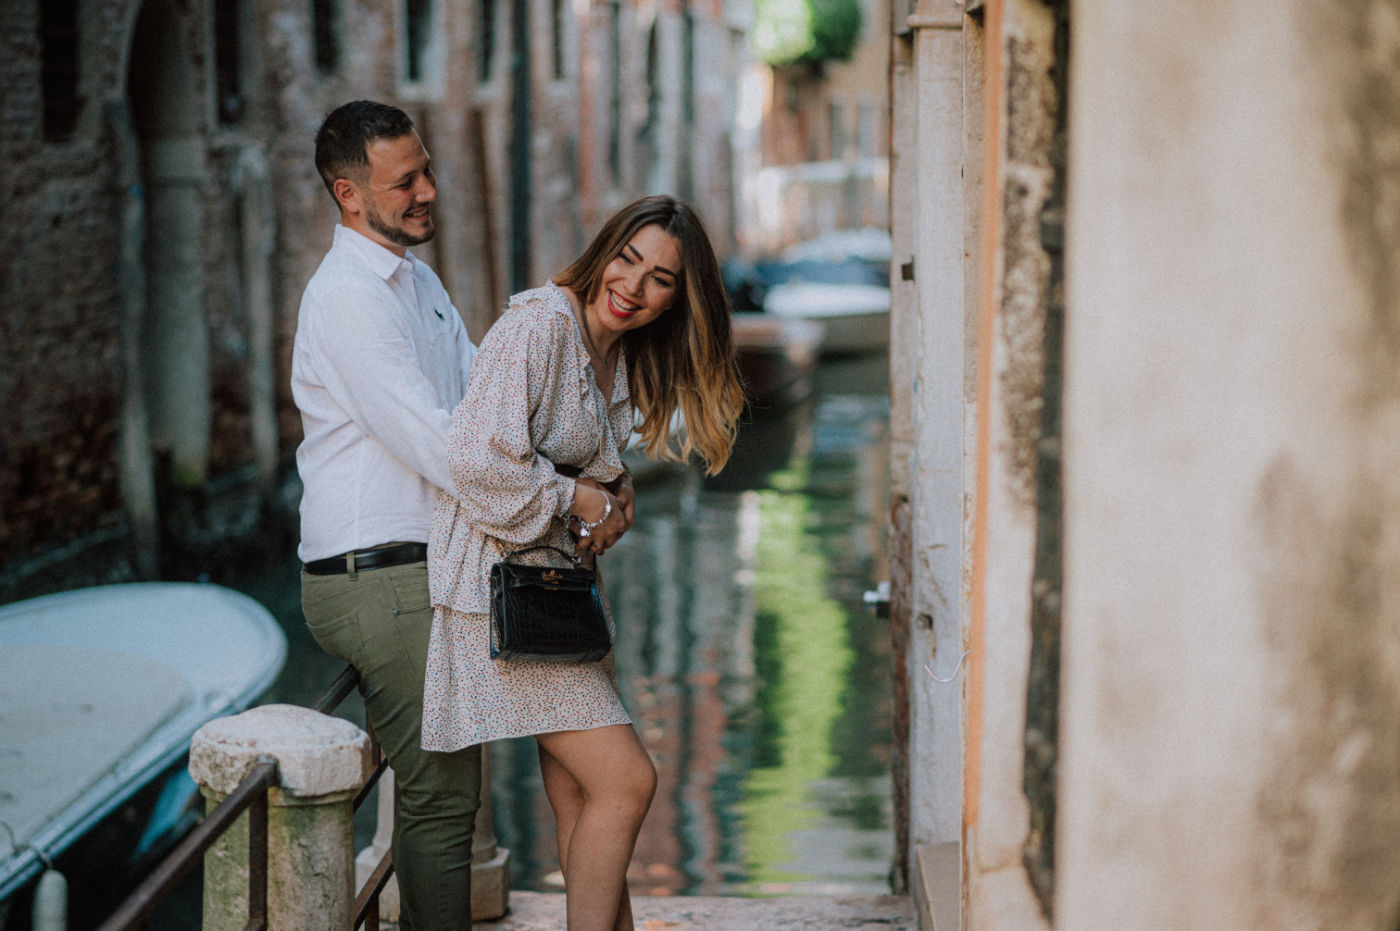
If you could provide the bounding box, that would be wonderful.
[924,650,971,683]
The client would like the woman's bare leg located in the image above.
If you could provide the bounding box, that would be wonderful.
[536,725,656,931]
[540,748,638,929]
[538,742,584,873]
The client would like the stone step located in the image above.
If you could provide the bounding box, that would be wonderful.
[390,891,921,929]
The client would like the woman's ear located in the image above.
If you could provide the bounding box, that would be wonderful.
[332,177,361,215]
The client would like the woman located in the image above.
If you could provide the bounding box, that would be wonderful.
[423,195,743,930]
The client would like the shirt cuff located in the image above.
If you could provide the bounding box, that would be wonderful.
[557,476,577,521]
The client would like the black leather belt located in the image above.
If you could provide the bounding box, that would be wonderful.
[303,542,428,576]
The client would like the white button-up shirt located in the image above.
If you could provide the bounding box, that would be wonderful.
[292,224,477,561]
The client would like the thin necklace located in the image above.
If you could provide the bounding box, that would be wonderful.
[577,304,618,369]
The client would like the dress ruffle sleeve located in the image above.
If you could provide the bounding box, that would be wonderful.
[448,298,576,543]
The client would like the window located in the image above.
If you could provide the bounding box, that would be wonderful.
[607,1,621,184]
[858,101,880,158]
[214,0,243,124]
[679,7,695,198]
[829,100,844,159]
[401,0,443,97]
[551,0,566,80]
[479,0,496,81]
[681,9,695,131]
[312,0,340,75]
[643,24,659,134]
[405,0,434,83]
[40,0,81,141]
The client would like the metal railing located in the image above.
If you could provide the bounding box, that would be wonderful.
[96,665,390,931]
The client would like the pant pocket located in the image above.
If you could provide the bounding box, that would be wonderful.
[302,576,366,665]
[391,563,432,614]
[309,611,363,662]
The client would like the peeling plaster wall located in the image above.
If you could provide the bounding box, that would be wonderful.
[905,0,971,859]
[1059,1,1400,927]
[966,0,1057,927]
[886,13,918,888]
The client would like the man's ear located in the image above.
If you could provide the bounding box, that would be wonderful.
[333,177,361,215]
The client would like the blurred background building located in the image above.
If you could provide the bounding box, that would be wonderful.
[0,0,888,597]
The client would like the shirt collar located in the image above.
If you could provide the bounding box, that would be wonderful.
[334,224,416,281]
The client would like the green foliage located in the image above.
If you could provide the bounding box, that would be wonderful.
[753,0,863,69]
[808,0,864,64]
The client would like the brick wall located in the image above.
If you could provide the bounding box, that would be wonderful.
[1,0,127,568]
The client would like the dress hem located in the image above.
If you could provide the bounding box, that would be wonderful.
[422,714,634,753]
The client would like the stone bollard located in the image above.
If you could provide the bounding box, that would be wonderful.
[470,747,512,920]
[355,748,511,921]
[189,704,371,931]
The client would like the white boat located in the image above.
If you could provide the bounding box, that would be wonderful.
[741,228,891,357]
[0,582,287,907]
[760,281,890,357]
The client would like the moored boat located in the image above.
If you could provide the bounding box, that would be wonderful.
[759,281,890,357]
[725,228,892,359]
[0,582,287,919]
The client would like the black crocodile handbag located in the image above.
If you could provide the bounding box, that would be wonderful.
[489,545,612,663]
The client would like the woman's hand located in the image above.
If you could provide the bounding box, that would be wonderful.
[571,481,626,554]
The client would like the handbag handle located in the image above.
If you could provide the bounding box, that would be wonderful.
[501,544,583,566]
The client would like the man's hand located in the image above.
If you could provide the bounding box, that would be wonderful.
[606,470,636,531]
[573,479,630,554]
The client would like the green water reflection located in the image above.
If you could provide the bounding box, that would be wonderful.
[492,352,894,897]
[741,463,857,891]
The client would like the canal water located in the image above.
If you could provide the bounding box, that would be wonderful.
[491,350,894,897]
[140,349,892,925]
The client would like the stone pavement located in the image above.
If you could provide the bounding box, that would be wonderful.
[388,892,920,929]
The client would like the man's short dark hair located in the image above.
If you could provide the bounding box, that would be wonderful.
[314,100,416,204]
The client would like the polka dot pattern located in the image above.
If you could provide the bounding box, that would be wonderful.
[422,607,629,750]
[422,283,634,751]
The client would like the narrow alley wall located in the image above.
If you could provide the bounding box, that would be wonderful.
[892,0,1400,928]
[1057,2,1400,927]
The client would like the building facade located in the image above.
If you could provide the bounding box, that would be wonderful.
[890,0,1400,927]
[0,0,749,598]
[739,0,890,254]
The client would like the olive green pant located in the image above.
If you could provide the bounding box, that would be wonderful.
[301,560,481,931]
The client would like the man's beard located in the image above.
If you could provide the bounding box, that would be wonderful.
[366,200,434,248]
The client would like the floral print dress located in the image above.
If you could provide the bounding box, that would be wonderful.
[421,283,634,751]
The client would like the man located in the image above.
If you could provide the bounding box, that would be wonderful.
[291,100,479,931]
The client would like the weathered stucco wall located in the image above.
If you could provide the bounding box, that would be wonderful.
[891,1,1066,926]
[1059,1,1400,927]
[905,0,971,862]
[967,0,1059,927]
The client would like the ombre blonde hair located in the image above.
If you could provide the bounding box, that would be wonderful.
[555,196,744,474]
